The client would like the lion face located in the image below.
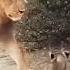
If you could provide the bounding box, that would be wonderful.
[0,0,27,21]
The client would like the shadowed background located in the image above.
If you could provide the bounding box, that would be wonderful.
[16,0,70,51]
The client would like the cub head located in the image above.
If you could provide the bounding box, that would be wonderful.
[0,0,28,21]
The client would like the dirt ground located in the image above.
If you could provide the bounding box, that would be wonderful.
[0,48,70,70]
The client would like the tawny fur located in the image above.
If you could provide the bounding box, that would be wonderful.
[0,0,30,70]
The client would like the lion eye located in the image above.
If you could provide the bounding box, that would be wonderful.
[8,14,12,17]
[18,8,25,14]
[19,10,24,13]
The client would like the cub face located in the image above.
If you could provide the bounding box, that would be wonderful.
[0,0,27,21]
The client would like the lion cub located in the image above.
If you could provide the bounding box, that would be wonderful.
[48,51,69,70]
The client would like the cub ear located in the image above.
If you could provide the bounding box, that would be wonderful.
[61,48,70,58]
[50,53,55,59]
[62,51,70,58]
[48,52,55,59]
[48,52,56,62]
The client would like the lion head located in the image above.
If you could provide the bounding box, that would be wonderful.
[0,0,28,21]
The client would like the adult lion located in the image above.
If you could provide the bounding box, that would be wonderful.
[0,0,30,70]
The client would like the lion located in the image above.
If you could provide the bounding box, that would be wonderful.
[48,51,70,70]
[0,0,30,70]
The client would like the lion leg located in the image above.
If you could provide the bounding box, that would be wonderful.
[8,42,30,70]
